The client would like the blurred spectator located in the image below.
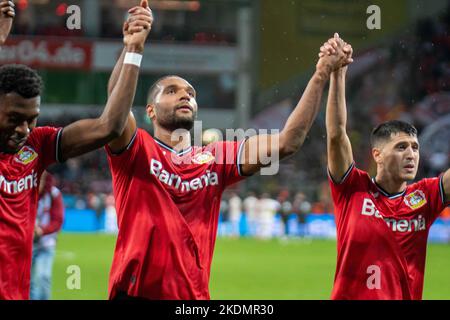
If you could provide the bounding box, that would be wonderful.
[292,192,311,237]
[441,207,450,219]
[104,193,118,234]
[228,192,242,238]
[220,192,230,222]
[311,181,334,214]
[243,191,258,237]
[277,190,292,237]
[31,172,64,300]
[256,193,280,240]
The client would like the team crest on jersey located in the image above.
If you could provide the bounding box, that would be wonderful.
[404,190,427,210]
[14,146,38,165]
[192,151,215,164]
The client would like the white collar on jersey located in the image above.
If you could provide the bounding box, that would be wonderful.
[154,137,192,156]
[371,178,407,199]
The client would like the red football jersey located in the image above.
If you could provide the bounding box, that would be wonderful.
[105,129,247,300]
[0,127,61,300]
[329,163,449,300]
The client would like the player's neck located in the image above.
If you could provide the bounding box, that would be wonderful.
[374,171,407,195]
[154,127,191,152]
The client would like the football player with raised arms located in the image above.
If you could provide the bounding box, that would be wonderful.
[106,18,353,298]
[321,33,450,300]
[0,0,152,299]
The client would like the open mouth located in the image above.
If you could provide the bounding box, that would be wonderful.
[177,105,193,112]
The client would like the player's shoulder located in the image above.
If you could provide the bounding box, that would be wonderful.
[137,127,149,137]
[408,176,441,192]
[352,165,370,179]
[138,128,157,145]
[31,126,60,136]
[28,126,61,146]
[204,140,227,148]
[332,163,371,185]
[201,140,240,165]
[401,176,444,212]
[204,139,244,157]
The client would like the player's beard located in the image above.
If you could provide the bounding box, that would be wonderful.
[0,132,22,154]
[157,109,197,131]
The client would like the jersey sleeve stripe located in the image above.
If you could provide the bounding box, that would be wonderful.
[236,138,248,177]
[108,129,138,156]
[439,174,448,205]
[328,162,355,185]
[55,128,63,163]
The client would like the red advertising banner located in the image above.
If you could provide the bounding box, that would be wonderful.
[0,37,92,70]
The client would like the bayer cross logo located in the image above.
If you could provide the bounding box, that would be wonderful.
[404,190,427,210]
[14,146,38,165]
[192,151,215,165]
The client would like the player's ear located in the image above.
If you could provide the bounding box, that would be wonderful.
[372,147,382,164]
[146,103,156,120]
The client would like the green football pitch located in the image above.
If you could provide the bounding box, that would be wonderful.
[52,233,450,300]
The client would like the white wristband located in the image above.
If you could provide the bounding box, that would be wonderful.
[124,52,143,67]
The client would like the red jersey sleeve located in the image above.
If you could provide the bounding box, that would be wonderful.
[418,175,450,224]
[104,129,141,172]
[28,126,63,170]
[328,163,368,223]
[210,139,248,188]
[328,163,368,201]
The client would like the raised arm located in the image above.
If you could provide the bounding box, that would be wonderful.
[326,68,353,182]
[106,6,154,153]
[58,1,153,161]
[320,34,354,182]
[0,0,15,45]
[108,48,127,97]
[240,34,351,176]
